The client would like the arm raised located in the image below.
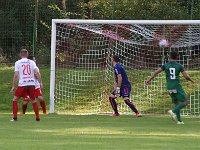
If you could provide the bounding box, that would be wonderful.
[146,68,163,85]
[181,71,194,83]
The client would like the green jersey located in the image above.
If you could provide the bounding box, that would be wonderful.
[161,61,184,90]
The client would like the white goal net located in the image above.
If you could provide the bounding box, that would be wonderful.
[50,20,200,115]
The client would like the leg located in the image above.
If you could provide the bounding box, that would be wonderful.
[31,100,40,121]
[109,94,119,115]
[28,86,40,121]
[169,89,187,123]
[124,97,141,117]
[22,100,28,114]
[173,101,188,124]
[122,85,141,117]
[168,93,177,121]
[38,96,47,114]
[173,101,188,114]
[35,88,46,114]
[21,88,31,115]
[172,89,188,114]
[12,86,24,121]
[174,101,182,122]
[12,96,20,121]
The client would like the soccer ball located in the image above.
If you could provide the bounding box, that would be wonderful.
[159,39,168,48]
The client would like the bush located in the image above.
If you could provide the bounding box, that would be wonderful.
[36,44,51,65]
[0,55,9,64]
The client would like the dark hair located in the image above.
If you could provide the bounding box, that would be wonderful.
[112,55,120,63]
[170,51,178,60]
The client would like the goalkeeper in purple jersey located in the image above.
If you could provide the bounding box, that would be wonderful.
[109,55,141,117]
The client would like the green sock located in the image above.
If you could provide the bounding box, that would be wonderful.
[172,102,186,113]
[176,110,182,122]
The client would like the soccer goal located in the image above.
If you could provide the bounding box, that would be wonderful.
[50,20,200,115]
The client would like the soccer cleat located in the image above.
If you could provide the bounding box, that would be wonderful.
[10,118,17,122]
[112,113,120,116]
[168,110,177,122]
[136,113,142,117]
[177,121,184,125]
[43,112,47,115]
[36,118,40,121]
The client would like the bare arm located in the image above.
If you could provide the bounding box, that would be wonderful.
[181,71,194,83]
[146,68,163,85]
[34,69,43,88]
[10,72,19,93]
[117,74,122,88]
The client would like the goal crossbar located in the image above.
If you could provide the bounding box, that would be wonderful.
[52,19,200,25]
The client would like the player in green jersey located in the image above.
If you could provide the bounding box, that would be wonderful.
[146,51,194,124]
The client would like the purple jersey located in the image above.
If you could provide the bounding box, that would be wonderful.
[114,63,130,87]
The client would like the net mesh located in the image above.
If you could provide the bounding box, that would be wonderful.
[54,23,200,115]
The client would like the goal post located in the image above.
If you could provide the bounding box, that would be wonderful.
[50,20,56,113]
[50,19,200,115]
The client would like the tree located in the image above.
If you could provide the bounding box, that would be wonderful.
[0,0,35,61]
[84,0,190,20]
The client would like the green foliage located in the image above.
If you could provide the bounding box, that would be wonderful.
[36,43,51,64]
[0,56,9,64]
[0,0,34,61]
[86,0,190,19]
[0,0,200,63]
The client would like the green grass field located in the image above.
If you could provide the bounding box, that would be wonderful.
[0,114,200,150]
[0,65,199,150]
[1,65,199,114]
